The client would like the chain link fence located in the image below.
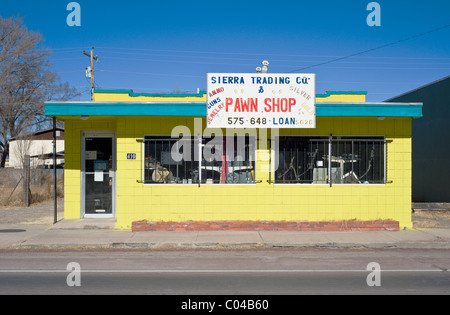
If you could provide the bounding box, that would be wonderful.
[0,166,64,208]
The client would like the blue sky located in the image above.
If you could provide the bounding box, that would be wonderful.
[2,0,450,101]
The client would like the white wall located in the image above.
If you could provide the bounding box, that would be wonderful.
[9,140,65,169]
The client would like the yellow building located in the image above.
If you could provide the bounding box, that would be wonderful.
[45,88,422,230]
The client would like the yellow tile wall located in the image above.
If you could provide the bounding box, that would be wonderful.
[62,115,413,229]
[93,90,365,103]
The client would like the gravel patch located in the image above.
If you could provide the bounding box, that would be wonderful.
[0,199,64,224]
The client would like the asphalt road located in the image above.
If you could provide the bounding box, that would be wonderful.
[0,248,449,296]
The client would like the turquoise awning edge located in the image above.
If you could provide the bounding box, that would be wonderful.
[44,102,423,118]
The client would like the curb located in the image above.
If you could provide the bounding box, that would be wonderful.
[10,240,450,250]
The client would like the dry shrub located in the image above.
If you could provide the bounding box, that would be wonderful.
[412,211,450,228]
[0,168,64,208]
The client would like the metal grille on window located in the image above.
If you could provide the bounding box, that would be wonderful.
[141,135,256,184]
[201,135,256,184]
[144,136,197,184]
[275,136,386,184]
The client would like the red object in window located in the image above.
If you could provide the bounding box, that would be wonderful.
[220,137,228,184]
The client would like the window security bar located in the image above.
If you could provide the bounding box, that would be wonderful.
[140,136,256,185]
[136,136,392,186]
[274,136,388,185]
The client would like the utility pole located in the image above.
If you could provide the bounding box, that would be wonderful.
[83,47,99,101]
[53,117,57,224]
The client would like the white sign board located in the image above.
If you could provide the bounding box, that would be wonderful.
[206,73,315,128]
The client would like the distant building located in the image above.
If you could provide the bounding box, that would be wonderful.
[8,128,64,169]
[386,76,450,202]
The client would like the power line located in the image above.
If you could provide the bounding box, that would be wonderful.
[96,46,319,57]
[95,46,450,60]
[288,24,450,73]
[57,70,84,74]
[301,66,450,70]
[100,57,259,67]
[97,55,450,67]
[48,45,450,72]
[50,47,91,51]
[97,66,449,79]
[51,57,85,61]
[99,70,203,78]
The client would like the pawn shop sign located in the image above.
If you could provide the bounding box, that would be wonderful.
[206,73,316,128]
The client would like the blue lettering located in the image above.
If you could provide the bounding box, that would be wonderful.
[207,97,221,109]
[214,76,245,84]
[296,77,310,84]
[273,117,295,125]
[251,76,291,84]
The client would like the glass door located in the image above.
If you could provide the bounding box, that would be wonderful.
[82,132,115,217]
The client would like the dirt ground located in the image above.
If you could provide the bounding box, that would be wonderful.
[0,199,64,224]
[412,211,450,229]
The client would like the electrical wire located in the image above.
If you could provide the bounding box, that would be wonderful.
[44,27,450,98]
[287,24,450,73]
[93,49,450,66]
[92,55,450,68]
[99,70,204,78]
[94,46,450,60]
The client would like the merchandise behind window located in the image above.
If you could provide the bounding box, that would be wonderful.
[275,136,385,184]
[143,135,256,184]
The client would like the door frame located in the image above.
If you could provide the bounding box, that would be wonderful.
[81,131,116,218]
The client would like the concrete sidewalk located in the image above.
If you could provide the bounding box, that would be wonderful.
[1,218,450,250]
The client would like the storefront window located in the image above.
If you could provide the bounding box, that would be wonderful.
[144,136,197,184]
[275,136,385,184]
[202,135,256,184]
[143,135,256,184]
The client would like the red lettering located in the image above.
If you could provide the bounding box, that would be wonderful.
[209,87,225,97]
[225,98,258,112]
[240,98,257,112]
[264,98,296,112]
[250,98,258,112]
[225,98,233,112]
[264,98,271,112]
[234,98,242,112]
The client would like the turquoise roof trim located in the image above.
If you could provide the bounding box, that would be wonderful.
[45,102,423,118]
[316,91,367,97]
[45,102,206,117]
[318,103,422,117]
[94,89,367,98]
[94,89,207,98]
